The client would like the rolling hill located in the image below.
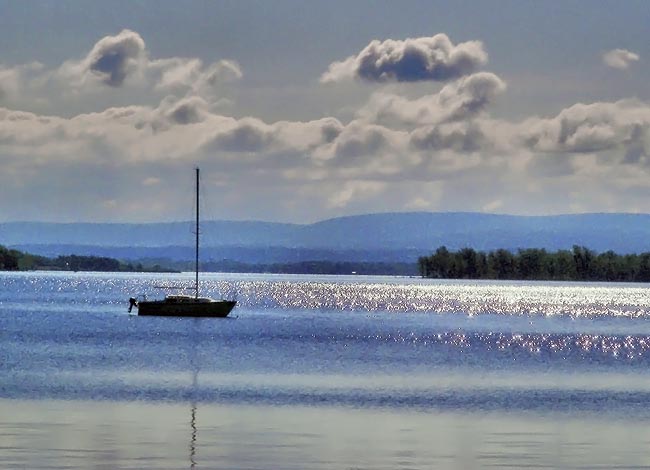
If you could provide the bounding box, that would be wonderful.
[3,212,650,263]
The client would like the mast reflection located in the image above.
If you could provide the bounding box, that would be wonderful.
[189,319,199,469]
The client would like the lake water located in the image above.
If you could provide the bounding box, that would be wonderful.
[3,271,650,469]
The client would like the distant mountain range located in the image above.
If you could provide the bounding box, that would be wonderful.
[3,212,650,263]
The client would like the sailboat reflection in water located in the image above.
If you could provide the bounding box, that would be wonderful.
[128,168,236,317]
[189,340,199,469]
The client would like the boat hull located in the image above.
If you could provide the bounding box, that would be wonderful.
[137,300,236,317]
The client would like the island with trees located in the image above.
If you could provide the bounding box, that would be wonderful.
[418,246,650,282]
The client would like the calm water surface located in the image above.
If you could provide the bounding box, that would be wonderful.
[2,271,650,469]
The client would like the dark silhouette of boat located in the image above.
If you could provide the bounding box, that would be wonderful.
[129,168,236,317]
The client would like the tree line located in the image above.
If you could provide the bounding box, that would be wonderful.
[418,246,650,282]
[0,245,173,272]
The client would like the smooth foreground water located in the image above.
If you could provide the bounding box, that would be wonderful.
[3,272,650,469]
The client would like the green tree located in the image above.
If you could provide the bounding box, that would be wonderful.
[0,245,19,270]
[419,245,649,283]
[573,245,595,281]
[547,249,577,280]
[517,248,547,280]
[425,246,453,278]
[488,249,516,279]
[637,253,650,282]
[459,248,479,278]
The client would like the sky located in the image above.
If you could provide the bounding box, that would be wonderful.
[1,0,649,223]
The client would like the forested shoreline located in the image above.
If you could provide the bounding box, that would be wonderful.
[0,245,172,272]
[1,244,414,275]
[8,242,650,281]
[419,246,650,282]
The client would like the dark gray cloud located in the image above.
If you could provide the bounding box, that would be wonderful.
[321,34,487,83]
[85,30,146,87]
[622,125,650,164]
[333,127,390,161]
[207,119,274,153]
[321,120,343,143]
[164,96,208,125]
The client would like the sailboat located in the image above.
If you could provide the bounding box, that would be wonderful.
[129,168,237,317]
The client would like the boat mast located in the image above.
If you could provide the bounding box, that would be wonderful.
[195,167,200,299]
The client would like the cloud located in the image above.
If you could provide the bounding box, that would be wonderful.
[356,72,506,128]
[200,60,243,86]
[206,116,343,156]
[0,62,47,104]
[3,27,650,223]
[321,34,487,83]
[149,58,203,91]
[410,122,487,153]
[326,180,386,209]
[56,29,146,88]
[149,57,242,96]
[602,48,640,69]
[0,66,21,101]
[0,30,242,108]
[206,118,275,153]
[520,100,650,156]
[438,72,506,119]
[86,29,147,86]
[159,95,210,125]
[333,125,390,160]
[3,94,650,222]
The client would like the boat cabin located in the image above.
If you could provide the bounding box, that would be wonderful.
[164,295,217,303]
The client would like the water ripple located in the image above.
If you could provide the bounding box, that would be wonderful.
[4,272,650,319]
[221,279,650,319]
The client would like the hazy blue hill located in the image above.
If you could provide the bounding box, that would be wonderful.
[299,212,514,249]
[4,212,650,262]
[0,220,299,247]
[293,212,650,252]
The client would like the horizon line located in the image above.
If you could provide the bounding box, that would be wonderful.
[3,210,650,225]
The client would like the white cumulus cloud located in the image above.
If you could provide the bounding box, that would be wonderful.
[519,100,650,157]
[602,48,640,69]
[356,72,506,128]
[149,57,242,96]
[0,30,242,109]
[321,34,487,83]
[3,92,650,221]
[3,29,650,222]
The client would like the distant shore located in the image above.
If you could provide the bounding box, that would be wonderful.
[0,246,177,273]
[419,245,650,282]
[7,243,650,281]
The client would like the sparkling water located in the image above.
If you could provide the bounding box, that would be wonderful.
[2,271,650,469]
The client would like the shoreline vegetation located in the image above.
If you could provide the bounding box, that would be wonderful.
[5,243,650,281]
[1,244,415,275]
[418,246,650,282]
[0,245,175,273]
